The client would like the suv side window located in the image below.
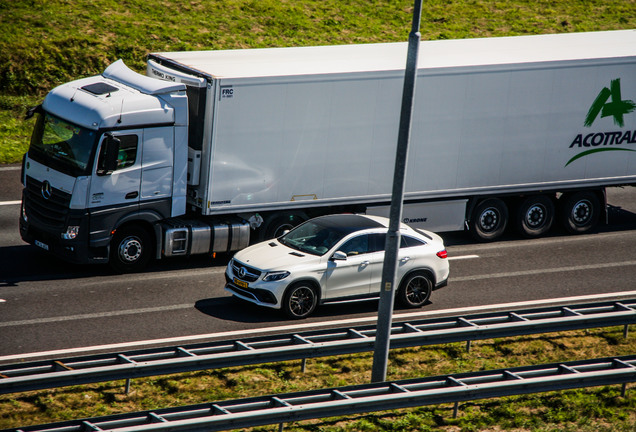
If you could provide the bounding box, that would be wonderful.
[340,234,370,256]
[363,233,426,252]
[369,233,386,252]
[401,235,426,248]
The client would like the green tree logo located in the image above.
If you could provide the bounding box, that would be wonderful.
[584,78,635,127]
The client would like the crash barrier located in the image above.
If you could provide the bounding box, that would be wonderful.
[6,355,636,432]
[1,299,634,395]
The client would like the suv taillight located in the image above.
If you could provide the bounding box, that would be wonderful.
[436,250,448,259]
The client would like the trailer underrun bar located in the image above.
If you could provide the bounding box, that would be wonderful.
[0,299,634,395]
[8,355,636,432]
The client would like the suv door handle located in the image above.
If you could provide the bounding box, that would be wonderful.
[125,191,139,199]
[400,257,411,263]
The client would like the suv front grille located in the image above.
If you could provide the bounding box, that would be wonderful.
[231,260,262,282]
[25,176,71,230]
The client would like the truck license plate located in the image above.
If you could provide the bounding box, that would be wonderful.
[35,240,49,251]
[234,278,248,289]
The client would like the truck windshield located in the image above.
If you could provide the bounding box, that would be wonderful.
[28,112,97,177]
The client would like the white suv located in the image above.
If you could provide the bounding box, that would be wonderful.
[225,214,449,319]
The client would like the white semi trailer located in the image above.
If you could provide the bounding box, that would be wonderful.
[20,30,636,271]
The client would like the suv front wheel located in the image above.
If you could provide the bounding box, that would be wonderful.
[282,283,318,319]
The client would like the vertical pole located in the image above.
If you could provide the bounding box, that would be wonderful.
[371,0,423,383]
[125,378,132,395]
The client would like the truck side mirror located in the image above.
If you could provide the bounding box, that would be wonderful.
[97,133,120,176]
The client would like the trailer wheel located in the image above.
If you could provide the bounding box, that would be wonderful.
[109,225,153,273]
[282,282,318,319]
[397,271,432,308]
[515,195,554,238]
[260,213,306,240]
[559,191,600,234]
[470,198,508,241]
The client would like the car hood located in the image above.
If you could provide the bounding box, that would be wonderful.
[232,239,321,271]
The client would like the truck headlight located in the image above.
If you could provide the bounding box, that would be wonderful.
[62,226,80,240]
[263,271,290,282]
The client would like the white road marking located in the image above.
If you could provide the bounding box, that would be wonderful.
[1,289,635,363]
[451,260,636,282]
[0,200,21,206]
[448,254,479,260]
[0,304,195,328]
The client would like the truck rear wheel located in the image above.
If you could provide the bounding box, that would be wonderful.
[559,191,600,234]
[110,225,153,273]
[515,195,554,238]
[470,198,508,241]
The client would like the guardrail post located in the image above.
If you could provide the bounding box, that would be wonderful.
[621,383,627,397]
[278,422,284,431]
[453,401,460,418]
[125,378,132,395]
[301,358,307,373]
[466,340,472,353]
[624,324,629,338]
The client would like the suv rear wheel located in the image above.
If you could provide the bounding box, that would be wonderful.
[397,272,432,308]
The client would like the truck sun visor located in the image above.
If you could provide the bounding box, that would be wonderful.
[81,82,119,96]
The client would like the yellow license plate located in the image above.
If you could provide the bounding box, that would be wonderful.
[234,278,248,288]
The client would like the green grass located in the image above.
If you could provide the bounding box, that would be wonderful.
[1,328,635,431]
[0,0,635,163]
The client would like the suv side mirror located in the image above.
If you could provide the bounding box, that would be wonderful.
[97,133,120,176]
[330,251,347,261]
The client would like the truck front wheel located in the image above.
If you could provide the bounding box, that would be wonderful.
[470,198,508,241]
[110,225,153,273]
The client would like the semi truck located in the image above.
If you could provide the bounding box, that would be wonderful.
[20,30,636,272]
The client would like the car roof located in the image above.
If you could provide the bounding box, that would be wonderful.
[311,214,386,234]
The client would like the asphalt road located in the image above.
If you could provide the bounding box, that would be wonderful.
[1,164,636,359]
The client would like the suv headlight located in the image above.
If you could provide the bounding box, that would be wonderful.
[263,271,290,282]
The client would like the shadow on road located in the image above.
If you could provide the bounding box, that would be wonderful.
[194,295,432,324]
[0,244,230,286]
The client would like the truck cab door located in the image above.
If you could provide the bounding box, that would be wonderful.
[89,132,142,236]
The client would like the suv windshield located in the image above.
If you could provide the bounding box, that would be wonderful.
[280,221,347,256]
[280,218,371,256]
[29,112,97,177]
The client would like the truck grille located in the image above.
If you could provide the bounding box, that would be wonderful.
[25,176,71,230]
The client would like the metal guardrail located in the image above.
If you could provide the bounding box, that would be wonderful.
[6,355,636,432]
[1,299,634,395]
